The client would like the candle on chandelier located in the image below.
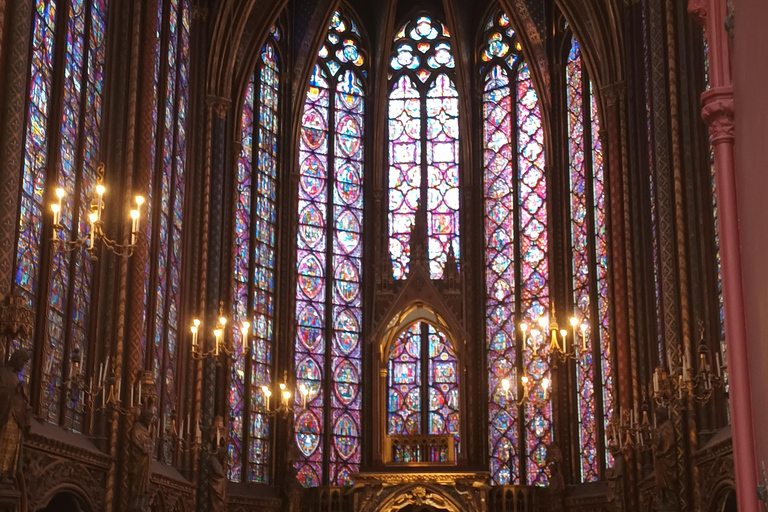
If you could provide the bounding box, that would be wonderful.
[299,383,309,409]
[53,188,65,228]
[214,329,222,356]
[580,323,587,351]
[51,204,60,230]
[95,184,105,221]
[130,210,140,245]
[262,386,272,411]
[570,317,578,351]
[501,378,510,401]
[560,329,567,353]
[88,212,98,250]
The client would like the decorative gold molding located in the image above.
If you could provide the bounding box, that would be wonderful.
[352,471,488,486]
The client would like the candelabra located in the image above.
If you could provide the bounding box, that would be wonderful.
[517,303,589,364]
[609,402,655,452]
[189,304,244,361]
[651,325,725,406]
[499,371,550,408]
[50,165,144,259]
[168,412,210,454]
[258,370,310,419]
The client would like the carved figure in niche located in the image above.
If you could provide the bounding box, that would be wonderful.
[0,349,30,487]
[282,417,303,512]
[606,445,626,512]
[209,416,227,512]
[128,409,154,511]
[652,407,677,510]
[545,442,564,494]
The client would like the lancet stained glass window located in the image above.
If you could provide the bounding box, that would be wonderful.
[388,15,459,280]
[229,28,280,484]
[142,0,191,462]
[12,0,108,431]
[293,9,365,487]
[566,37,613,480]
[482,11,552,486]
[387,322,460,452]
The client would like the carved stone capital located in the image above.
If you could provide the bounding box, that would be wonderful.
[192,5,209,21]
[687,0,707,25]
[601,81,626,106]
[701,87,734,144]
[206,96,231,119]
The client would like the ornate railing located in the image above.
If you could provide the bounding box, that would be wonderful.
[382,434,456,465]
[487,485,544,512]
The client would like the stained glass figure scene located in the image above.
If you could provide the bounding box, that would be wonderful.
[294,9,365,488]
[16,0,109,431]
[388,15,459,280]
[482,10,552,486]
[229,32,279,484]
[387,321,459,462]
[566,38,613,479]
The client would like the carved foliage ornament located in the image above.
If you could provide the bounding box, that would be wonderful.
[701,87,735,144]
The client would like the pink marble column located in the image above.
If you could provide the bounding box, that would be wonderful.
[690,0,760,509]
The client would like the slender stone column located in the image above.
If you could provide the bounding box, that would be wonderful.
[689,0,759,507]
[701,86,758,512]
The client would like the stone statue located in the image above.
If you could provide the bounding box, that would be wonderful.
[545,443,565,494]
[606,445,626,512]
[209,417,227,512]
[0,349,30,486]
[652,407,677,510]
[128,409,153,512]
[284,443,303,512]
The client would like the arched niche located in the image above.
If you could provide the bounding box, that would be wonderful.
[36,491,90,512]
[374,302,467,468]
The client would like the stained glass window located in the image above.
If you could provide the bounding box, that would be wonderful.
[143,0,191,462]
[229,28,280,484]
[12,0,108,431]
[387,322,459,449]
[293,9,365,487]
[566,37,614,480]
[388,15,459,280]
[482,11,551,486]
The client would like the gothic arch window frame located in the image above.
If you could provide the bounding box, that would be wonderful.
[139,0,193,464]
[387,12,461,281]
[380,304,464,460]
[561,30,615,481]
[226,24,283,484]
[480,8,552,486]
[291,6,368,488]
[11,0,110,432]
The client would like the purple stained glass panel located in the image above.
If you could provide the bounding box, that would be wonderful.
[388,76,421,280]
[294,10,364,487]
[388,324,422,435]
[484,62,519,485]
[15,0,58,373]
[591,86,613,469]
[388,15,458,280]
[567,39,597,482]
[294,63,329,488]
[426,75,459,279]
[517,63,551,487]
